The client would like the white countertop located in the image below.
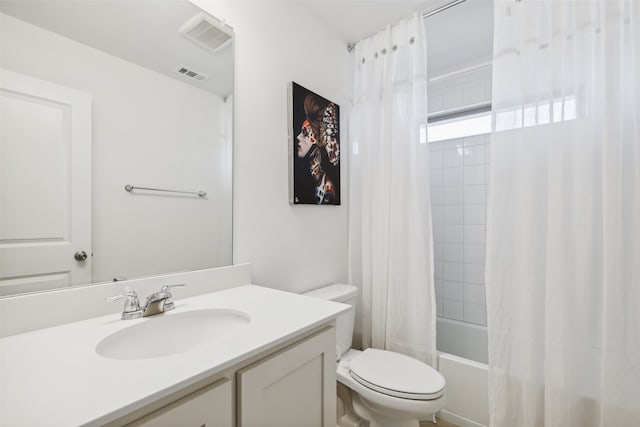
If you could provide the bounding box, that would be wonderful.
[0,285,348,426]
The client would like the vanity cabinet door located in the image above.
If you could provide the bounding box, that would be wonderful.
[127,378,232,427]
[237,326,336,427]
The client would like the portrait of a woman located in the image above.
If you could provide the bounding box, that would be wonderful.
[291,82,340,205]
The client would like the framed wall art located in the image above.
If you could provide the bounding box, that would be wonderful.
[288,82,340,205]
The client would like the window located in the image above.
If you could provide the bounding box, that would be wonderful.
[421,94,578,143]
[493,95,577,131]
[421,108,492,144]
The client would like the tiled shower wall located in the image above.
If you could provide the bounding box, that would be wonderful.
[428,66,491,331]
[430,134,489,326]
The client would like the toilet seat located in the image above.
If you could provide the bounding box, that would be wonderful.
[349,349,446,400]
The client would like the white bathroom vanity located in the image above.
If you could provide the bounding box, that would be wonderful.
[0,285,348,426]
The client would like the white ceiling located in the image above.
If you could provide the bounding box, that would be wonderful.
[301,0,494,77]
[424,0,493,76]
[0,0,234,98]
[299,0,446,44]
[1,0,493,94]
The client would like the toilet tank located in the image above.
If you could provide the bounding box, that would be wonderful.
[304,284,358,360]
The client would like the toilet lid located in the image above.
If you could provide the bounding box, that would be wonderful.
[349,349,446,400]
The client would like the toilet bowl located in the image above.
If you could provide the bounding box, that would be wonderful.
[304,284,446,427]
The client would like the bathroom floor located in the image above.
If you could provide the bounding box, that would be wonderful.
[420,418,460,427]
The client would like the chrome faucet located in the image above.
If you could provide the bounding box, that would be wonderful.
[106,290,143,320]
[141,284,186,317]
[107,284,186,319]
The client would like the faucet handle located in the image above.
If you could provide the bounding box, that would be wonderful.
[160,283,186,293]
[159,284,186,311]
[106,290,138,303]
[106,290,142,320]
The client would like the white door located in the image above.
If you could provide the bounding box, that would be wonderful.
[0,69,92,296]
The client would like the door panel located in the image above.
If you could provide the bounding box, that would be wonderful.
[0,69,92,295]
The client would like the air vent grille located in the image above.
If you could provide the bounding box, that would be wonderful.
[176,66,207,81]
[179,12,232,53]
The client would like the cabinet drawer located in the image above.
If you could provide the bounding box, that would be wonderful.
[127,378,232,427]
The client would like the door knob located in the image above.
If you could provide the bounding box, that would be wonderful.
[74,250,88,261]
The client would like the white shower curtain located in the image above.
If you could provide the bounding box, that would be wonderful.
[486,1,640,426]
[349,14,436,365]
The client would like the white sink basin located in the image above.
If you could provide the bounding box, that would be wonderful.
[96,309,250,360]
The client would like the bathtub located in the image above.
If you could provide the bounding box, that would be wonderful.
[436,318,490,427]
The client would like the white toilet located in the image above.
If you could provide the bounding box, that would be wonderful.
[304,284,446,427]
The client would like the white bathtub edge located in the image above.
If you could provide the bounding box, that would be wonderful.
[438,351,489,427]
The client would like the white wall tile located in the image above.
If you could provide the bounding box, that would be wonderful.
[442,138,465,150]
[464,205,486,225]
[463,145,486,166]
[464,302,487,325]
[464,224,486,244]
[444,167,464,186]
[464,134,486,147]
[444,148,464,168]
[444,261,464,282]
[464,244,486,265]
[444,243,464,263]
[435,279,444,298]
[443,186,464,205]
[436,297,444,317]
[429,141,446,152]
[432,206,444,224]
[433,223,444,242]
[435,262,444,280]
[434,241,444,261]
[444,299,464,321]
[431,187,444,206]
[428,70,491,338]
[464,283,486,304]
[443,205,464,224]
[430,149,444,169]
[464,164,486,185]
[464,263,486,285]
[443,224,464,243]
[430,168,444,187]
[444,280,464,301]
[464,185,486,205]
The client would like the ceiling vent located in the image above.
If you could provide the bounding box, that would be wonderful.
[176,66,207,81]
[179,12,232,53]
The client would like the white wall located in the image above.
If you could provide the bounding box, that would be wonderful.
[1,13,233,284]
[193,1,350,293]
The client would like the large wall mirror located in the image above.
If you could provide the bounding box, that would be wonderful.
[0,1,233,296]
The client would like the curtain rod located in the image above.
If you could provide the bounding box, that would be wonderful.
[346,0,467,52]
